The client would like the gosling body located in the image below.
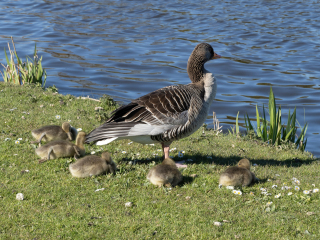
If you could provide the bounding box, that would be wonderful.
[69,152,116,178]
[31,122,77,145]
[147,158,183,187]
[219,158,257,187]
[35,132,86,163]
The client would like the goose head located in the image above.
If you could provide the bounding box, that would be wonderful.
[187,43,221,83]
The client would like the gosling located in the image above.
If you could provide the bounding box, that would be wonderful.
[147,158,183,187]
[69,152,116,178]
[31,122,77,146]
[36,132,86,163]
[219,158,257,187]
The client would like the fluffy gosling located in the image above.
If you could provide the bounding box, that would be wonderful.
[31,122,77,146]
[147,158,183,187]
[69,152,116,178]
[36,132,86,163]
[219,158,257,187]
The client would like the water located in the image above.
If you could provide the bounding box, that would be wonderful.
[0,0,319,156]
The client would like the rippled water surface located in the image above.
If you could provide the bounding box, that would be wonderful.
[1,0,319,155]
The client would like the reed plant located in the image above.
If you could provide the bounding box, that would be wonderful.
[1,37,46,87]
[243,87,308,151]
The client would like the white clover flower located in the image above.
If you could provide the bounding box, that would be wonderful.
[16,193,24,200]
[295,186,300,191]
[313,188,319,193]
[213,222,222,226]
[55,115,61,119]
[178,151,184,158]
[17,138,22,141]
[77,128,82,132]
[128,142,133,145]
[288,192,293,196]
[303,190,311,195]
[95,188,105,192]
[275,193,281,198]
[91,151,96,155]
[15,140,20,144]
[272,185,277,188]
[121,151,127,154]
[266,201,273,206]
[226,186,234,190]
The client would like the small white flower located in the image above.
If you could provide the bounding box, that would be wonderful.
[292,177,297,181]
[261,191,268,195]
[4,138,11,141]
[128,142,133,145]
[91,151,96,155]
[77,128,82,132]
[16,193,24,200]
[236,190,242,195]
[267,179,271,182]
[125,202,133,207]
[149,144,155,146]
[288,192,293,196]
[226,186,234,190]
[24,170,29,172]
[303,190,311,195]
[275,193,281,198]
[213,222,222,226]
[266,201,273,206]
[157,149,162,152]
[121,151,127,154]
[17,138,22,141]
[275,174,280,177]
[250,192,254,195]
[295,186,300,191]
[294,179,300,185]
[218,184,222,188]
[313,188,319,193]
[55,115,61,119]
[15,140,20,144]
[260,188,267,192]
[95,188,105,192]
[233,190,242,195]
[272,185,277,188]
[178,151,184,158]
[68,119,72,122]
[136,153,140,156]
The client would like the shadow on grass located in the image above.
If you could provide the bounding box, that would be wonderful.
[118,154,318,169]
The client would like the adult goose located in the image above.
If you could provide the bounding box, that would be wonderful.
[85,43,221,159]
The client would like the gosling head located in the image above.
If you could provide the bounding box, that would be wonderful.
[237,158,251,170]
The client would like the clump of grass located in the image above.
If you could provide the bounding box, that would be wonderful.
[244,87,308,151]
[1,37,46,87]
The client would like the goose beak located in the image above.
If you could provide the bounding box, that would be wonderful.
[212,52,221,59]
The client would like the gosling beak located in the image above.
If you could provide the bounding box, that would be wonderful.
[212,52,221,59]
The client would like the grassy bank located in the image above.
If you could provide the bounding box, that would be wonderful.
[0,83,319,239]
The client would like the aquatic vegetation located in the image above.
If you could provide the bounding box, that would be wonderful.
[243,87,308,151]
[1,37,46,87]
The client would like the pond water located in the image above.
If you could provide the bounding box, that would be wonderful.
[0,0,319,156]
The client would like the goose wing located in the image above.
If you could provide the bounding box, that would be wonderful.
[85,84,203,143]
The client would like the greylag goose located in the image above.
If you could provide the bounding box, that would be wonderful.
[31,122,77,146]
[85,43,221,158]
[147,158,183,187]
[36,132,86,163]
[219,159,257,187]
[69,152,116,178]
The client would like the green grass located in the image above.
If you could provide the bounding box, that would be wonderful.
[0,83,319,239]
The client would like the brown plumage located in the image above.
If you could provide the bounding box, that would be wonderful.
[69,152,116,178]
[35,132,86,163]
[147,158,183,187]
[31,122,77,146]
[219,158,257,187]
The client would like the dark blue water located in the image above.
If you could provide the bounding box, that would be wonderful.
[0,0,319,156]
